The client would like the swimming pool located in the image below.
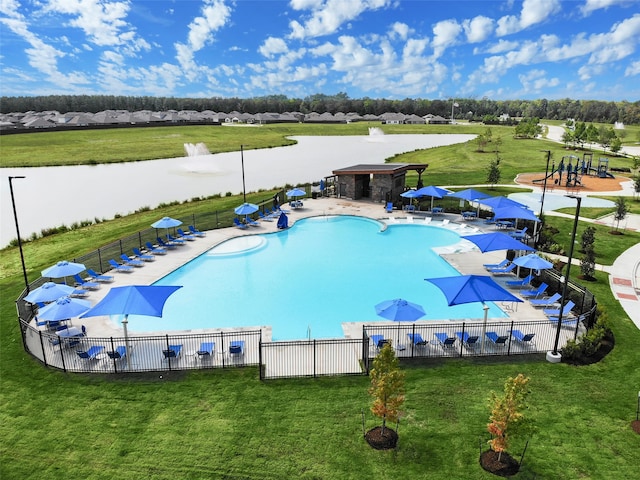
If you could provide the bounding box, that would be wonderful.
[128,216,508,340]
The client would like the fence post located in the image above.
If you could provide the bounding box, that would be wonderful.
[507,320,514,355]
[313,339,317,378]
[37,329,48,368]
[258,331,263,380]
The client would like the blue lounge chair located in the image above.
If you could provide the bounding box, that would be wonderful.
[505,274,533,288]
[146,241,168,254]
[196,342,215,358]
[407,333,428,347]
[107,345,128,360]
[431,207,444,215]
[455,331,479,348]
[167,234,186,245]
[120,254,145,267]
[86,268,114,282]
[229,340,245,358]
[434,332,456,349]
[244,216,260,227]
[385,202,393,213]
[177,228,196,240]
[511,330,535,345]
[544,300,576,319]
[483,259,510,270]
[108,259,134,273]
[485,332,508,347]
[189,225,206,237]
[162,344,182,359]
[509,226,528,240]
[258,211,274,221]
[370,335,390,350]
[520,282,548,299]
[484,216,496,225]
[529,292,561,307]
[132,247,154,261]
[233,218,248,229]
[487,263,517,275]
[73,274,100,290]
[77,345,105,360]
[156,237,177,249]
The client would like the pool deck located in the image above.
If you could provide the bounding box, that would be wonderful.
[55,197,583,341]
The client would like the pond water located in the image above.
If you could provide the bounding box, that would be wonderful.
[0,133,475,246]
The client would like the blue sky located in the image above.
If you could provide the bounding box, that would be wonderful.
[1,0,639,101]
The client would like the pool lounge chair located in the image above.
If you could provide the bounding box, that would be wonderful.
[258,211,274,221]
[176,228,196,240]
[167,234,186,245]
[455,331,480,348]
[544,300,576,319]
[245,217,260,227]
[163,344,182,359]
[77,345,105,360]
[509,227,528,240]
[120,254,145,267]
[385,202,393,213]
[511,330,535,346]
[431,207,444,215]
[483,259,510,270]
[229,340,245,358]
[408,333,428,347]
[132,247,154,261]
[370,335,391,350]
[485,331,509,347]
[73,274,100,290]
[520,282,548,299]
[434,332,456,349]
[108,259,134,273]
[487,263,517,275]
[86,268,114,282]
[233,218,249,229]
[106,345,128,360]
[146,241,168,254]
[505,274,533,288]
[196,342,215,358]
[529,292,562,308]
[188,225,206,237]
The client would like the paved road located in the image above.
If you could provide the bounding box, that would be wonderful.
[544,124,640,157]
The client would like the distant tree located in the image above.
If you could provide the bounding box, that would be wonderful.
[598,126,616,152]
[487,374,531,462]
[573,122,587,148]
[634,175,640,200]
[476,134,488,152]
[585,123,599,147]
[613,196,628,232]
[486,154,502,188]
[580,245,596,280]
[493,136,503,153]
[610,136,622,154]
[368,343,405,436]
[581,226,596,252]
[561,129,574,147]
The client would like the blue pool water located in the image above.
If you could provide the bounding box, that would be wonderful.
[128,216,508,340]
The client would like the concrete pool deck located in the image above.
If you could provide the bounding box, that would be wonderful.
[49,196,616,341]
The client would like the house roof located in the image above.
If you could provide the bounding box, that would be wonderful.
[332,163,427,175]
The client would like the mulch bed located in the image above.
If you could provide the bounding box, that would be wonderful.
[365,426,398,450]
[562,330,615,366]
[632,420,640,434]
[480,449,520,476]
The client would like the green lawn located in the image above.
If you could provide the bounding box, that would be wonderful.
[1,127,639,479]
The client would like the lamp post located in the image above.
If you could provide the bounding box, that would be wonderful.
[240,144,247,203]
[547,195,581,362]
[8,176,29,293]
[451,101,459,124]
[535,150,551,248]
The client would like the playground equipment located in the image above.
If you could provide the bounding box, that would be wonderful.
[532,152,614,187]
[579,152,615,178]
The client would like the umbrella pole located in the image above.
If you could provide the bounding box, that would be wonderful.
[122,314,131,361]
[480,304,489,354]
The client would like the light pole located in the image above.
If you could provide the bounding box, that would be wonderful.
[451,101,459,124]
[8,176,29,293]
[240,144,247,203]
[535,150,551,248]
[548,195,581,361]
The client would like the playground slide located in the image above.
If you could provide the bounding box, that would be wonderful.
[532,170,557,184]
[599,171,615,179]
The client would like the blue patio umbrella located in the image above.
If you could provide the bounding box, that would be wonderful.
[415,185,451,210]
[511,253,553,271]
[25,282,78,304]
[41,260,86,279]
[375,298,425,321]
[151,216,182,229]
[80,285,182,359]
[460,232,535,253]
[234,202,259,215]
[286,188,306,198]
[37,296,92,321]
[447,188,492,216]
[478,196,527,210]
[493,205,540,223]
[425,275,522,352]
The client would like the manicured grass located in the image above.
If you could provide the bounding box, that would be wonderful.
[1,129,639,479]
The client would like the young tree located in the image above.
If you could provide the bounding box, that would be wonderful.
[486,154,501,189]
[613,196,628,232]
[476,134,488,152]
[487,374,531,462]
[581,225,596,252]
[580,245,596,280]
[369,343,405,435]
[634,175,640,200]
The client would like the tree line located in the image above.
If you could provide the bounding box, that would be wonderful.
[1,93,638,124]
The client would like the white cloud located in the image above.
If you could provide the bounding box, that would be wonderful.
[259,37,289,58]
[625,60,640,76]
[389,21,411,41]
[432,19,462,57]
[288,0,393,40]
[481,39,519,54]
[497,0,561,36]
[463,16,494,43]
[186,0,231,51]
[518,69,560,92]
[581,0,630,16]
